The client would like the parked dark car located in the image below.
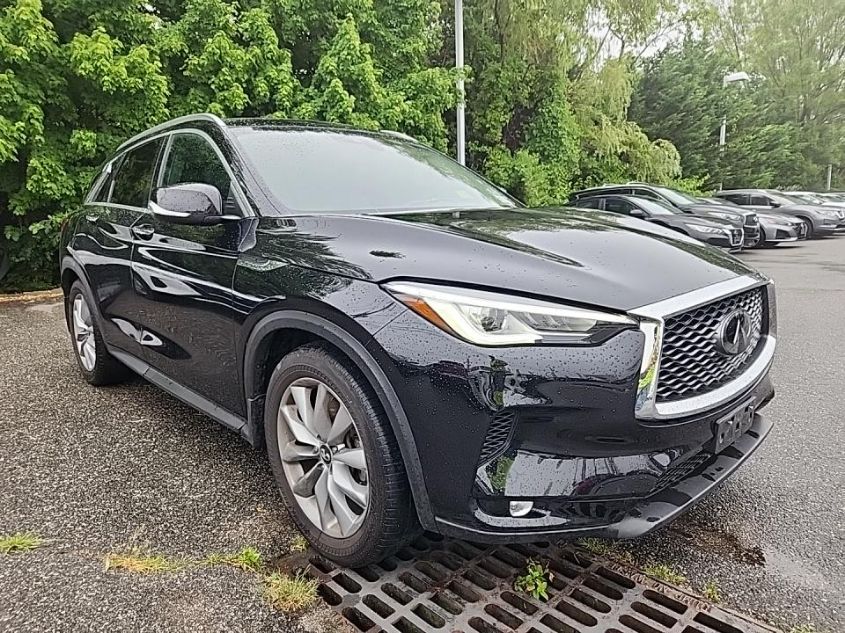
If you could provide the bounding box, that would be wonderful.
[570,183,761,246]
[714,189,843,237]
[570,194,743,250]
[60,115,777,566]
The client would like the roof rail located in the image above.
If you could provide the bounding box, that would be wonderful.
[116,113,227,151]
[380,129,418,143]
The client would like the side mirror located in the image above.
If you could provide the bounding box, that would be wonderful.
[150,183,229,225]
[629,208,646,218]
[769,202,780,208]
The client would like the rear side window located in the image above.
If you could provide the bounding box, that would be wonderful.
[632,188,661,201]
[110,139,162,207]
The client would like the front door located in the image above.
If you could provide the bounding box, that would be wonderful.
[130,131,249,415]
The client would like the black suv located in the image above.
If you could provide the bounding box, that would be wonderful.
[571,183,761,246]
[61,115,777,566]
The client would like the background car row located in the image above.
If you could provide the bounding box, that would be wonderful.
[569,183,845,251]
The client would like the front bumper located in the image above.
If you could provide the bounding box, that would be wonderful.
[762,224,801,243]
[370,279,776,541]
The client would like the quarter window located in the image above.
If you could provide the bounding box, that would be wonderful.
[110,139,162,207]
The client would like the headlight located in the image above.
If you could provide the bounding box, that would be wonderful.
[384,282,636,346]
[820,210,839,219]
[688,223,724,235]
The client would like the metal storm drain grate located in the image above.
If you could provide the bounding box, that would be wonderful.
[306,534,776,633]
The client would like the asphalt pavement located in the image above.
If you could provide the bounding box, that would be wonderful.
[0,238,843,632]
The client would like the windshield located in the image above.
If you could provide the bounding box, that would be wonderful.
[232,127,517,214]
[766,191,804,205]
[634,197,679,216]
[651,186,701,206]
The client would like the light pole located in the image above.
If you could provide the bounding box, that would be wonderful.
[455,0,466,165]
[719,71,750,152]
[717,71,749,190]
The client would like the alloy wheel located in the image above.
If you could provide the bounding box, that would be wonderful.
[72,294,96,371]
[277,377,369,538]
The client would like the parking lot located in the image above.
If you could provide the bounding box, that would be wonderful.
[0,238,843,632]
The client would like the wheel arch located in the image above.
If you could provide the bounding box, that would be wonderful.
[242,309,436,530]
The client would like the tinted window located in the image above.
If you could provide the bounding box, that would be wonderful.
[91,163,115,202]
[723,194,748,205]
[604,198,636,214]
[232,128,516,214]
[632,188,661,201]
[574,198,602,209]
[161,133,232,201]
[749,195,771,206]
[110,139,162,207]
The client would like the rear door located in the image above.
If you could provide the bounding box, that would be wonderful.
[130,130,249,414]
[74,137,164,355]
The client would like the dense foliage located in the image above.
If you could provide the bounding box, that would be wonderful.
[0,0,842,291]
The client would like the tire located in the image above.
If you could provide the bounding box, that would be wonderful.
[66,281,130,386]
[264,343,420,566]
[797,217,814,239]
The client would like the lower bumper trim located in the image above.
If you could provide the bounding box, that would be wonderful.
[435,412,773,542]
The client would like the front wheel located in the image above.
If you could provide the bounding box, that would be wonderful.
[798,218,814,239]
[264,344,420,566]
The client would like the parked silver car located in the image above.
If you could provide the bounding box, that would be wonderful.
[714,189,843,238]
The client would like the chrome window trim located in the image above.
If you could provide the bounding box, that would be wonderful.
[629,275,775,420]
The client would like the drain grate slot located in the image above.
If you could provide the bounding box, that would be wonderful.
[311,536,777,633]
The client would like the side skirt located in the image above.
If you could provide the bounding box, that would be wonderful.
[109,347,253,444]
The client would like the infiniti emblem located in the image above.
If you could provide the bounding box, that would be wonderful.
[716,309,753,356]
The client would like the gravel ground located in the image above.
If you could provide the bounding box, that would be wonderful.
[0,300,323,632]
[0,238,843,632]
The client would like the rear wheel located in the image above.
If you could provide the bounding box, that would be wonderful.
[67,281,130,385]
[265,344,420,566]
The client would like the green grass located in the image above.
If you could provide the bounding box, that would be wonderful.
[0,532,43,554]
[514,559,552,601]
[264,570,319,612]
[701,579,721,602]
[576,538,634,564]
[289,534,309,554]
[104,551,183,573]
[203,547,263,572]
[642,563,687,585]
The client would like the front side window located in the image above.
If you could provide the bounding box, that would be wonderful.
[604,198,636,215]
[723,194,748,205]
[749,195,772,206]
[231,128,517,214]
[161,133,232,199]
[110,139,162,207]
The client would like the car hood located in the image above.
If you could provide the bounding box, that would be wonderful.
[757,212,800,224]
[676,215,736,228]
[253,207,760,312]
[682,203,748,221]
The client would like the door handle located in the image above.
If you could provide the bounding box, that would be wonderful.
[132,224,155,240]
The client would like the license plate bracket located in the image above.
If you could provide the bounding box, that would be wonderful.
[710,399,756,453]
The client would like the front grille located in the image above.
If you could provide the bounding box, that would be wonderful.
[477,411,516,464]
[657,287,766,402]
[744,213,758,226]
